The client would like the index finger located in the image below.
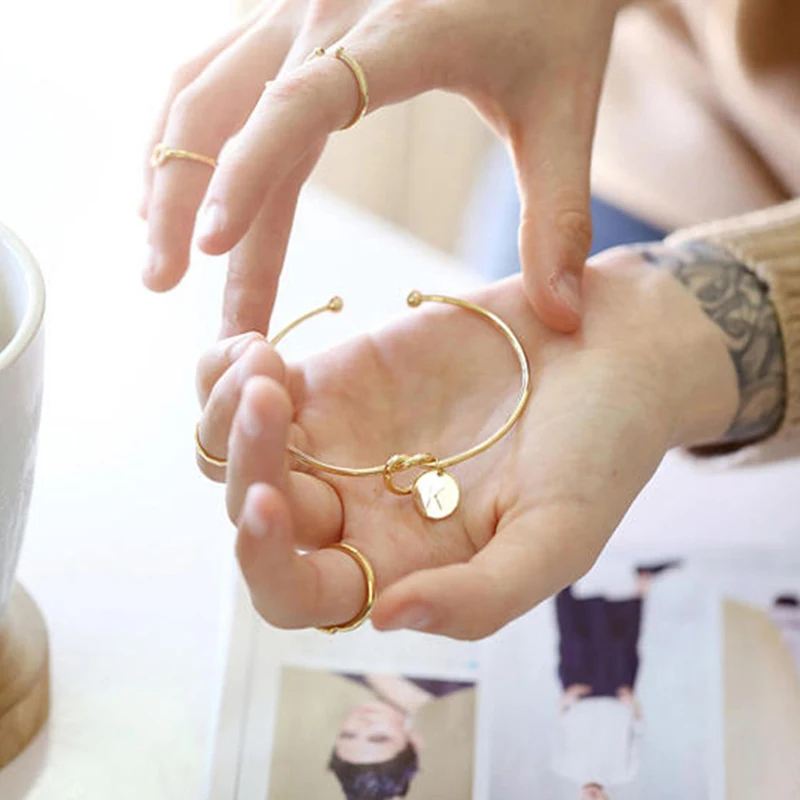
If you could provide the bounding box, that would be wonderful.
[195,12,447,255]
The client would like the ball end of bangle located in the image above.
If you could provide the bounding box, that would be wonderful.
[328,296,344,312]
[407,290,422,308]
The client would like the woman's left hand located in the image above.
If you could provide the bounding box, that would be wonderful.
[196,253,737,638]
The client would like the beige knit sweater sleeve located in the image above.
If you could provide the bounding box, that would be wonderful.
[666,199,800,462]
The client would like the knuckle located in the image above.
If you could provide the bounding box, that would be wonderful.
[168,60,202,96]
[392,0,454,46]
[221,309,246,338]
[554,206,593,266]
[222,290,272,338]
[222,303,258,339]
[305,0,339,29]
[170,84,209,128]
[270,71,320,106]
[270,71,333,129]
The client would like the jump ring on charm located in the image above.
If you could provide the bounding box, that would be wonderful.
[383,453,437,496]
[151,143,217,170]
[316,542,376,634]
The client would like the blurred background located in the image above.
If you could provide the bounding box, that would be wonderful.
[0,0,504,282]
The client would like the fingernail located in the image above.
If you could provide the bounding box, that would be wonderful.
[243,493,268,538]
[555,271,582,315]
[229,333,261,362]
[382,606,431,632]
[239,393,262,438]
[198,201,226,241]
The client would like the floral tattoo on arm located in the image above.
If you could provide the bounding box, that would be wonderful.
[638,240,787,446]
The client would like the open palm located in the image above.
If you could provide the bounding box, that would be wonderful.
[196,264,733,638]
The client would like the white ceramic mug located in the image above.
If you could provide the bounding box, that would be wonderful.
[0,223,44,619]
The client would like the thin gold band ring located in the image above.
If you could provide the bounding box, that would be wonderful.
[308,46,369,130]
[316,542,376,634]
[151,143,217,170]
[195,422,227,469]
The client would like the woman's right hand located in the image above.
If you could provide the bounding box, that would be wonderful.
[142,0,627,337]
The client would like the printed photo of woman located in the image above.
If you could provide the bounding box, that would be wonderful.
[267,667,476,800]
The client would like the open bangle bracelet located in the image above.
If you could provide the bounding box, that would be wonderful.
[269,290,532,521]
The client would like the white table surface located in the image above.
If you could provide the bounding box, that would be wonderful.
[0,50,480,796]
[2,5,799,797]
[0,13,484,793]
[0,185,481,800]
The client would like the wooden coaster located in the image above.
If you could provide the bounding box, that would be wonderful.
[0,584,49,769]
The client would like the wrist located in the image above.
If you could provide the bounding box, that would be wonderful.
[588,250,740,449]
[661,274,741,449]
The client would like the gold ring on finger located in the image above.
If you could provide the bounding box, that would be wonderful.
[195,422,227,469]
[316,542,376,634]
[151,143,217,170]
[307,45,369,130]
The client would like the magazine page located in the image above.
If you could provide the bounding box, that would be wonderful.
[212,549,800,800]
[487,558,720,800]
[213,579,489,800]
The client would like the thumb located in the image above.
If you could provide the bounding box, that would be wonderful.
[512,85,602,334]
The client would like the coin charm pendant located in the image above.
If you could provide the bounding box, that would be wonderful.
[412,470,460,520]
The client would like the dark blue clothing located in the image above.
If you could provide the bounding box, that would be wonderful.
[463,145,668,281]
[588,196,667,256]
[342,674,473,698]
[556,588,642,698]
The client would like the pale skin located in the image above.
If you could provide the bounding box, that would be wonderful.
[335,676,429,763]
[145,0,788,636]
[141,0,630,336]
[581,785,610,800]
[335,701,415,765]
[195,252,740,637]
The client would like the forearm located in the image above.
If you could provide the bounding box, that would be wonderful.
[365,675,430,715]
